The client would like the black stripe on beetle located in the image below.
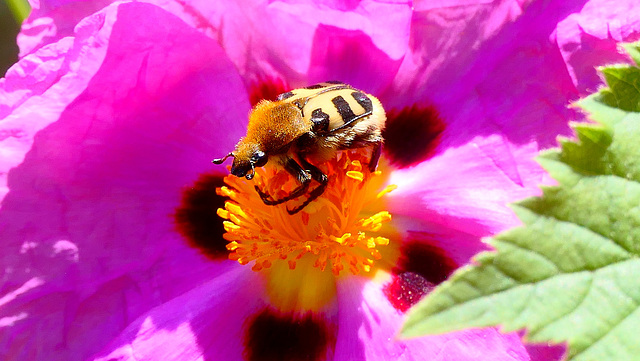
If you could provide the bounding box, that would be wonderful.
[277,91,295,101]
[310,108,330,132]
[331,96,356,123]
[351,91,373,113]
[326,80,344,84]
[305,84,325,90]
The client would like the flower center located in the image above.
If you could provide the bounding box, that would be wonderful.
[217,150,397,277]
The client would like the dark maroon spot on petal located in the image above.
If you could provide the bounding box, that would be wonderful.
[382,105,445,168]
[249,78,290,106]
[396,238,458,285]
[245,308,335,361]
[383,272,435,312]
[384,237,459,312]
[174,173,229,260]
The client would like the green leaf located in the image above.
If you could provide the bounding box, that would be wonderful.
[401,42,640,361]
[622,42,640,67]
[5,0,31,24]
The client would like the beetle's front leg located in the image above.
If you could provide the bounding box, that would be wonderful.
[254,158,311,205]
[286,155,328,215]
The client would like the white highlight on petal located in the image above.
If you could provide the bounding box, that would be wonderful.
[20,241,38,253]
[52,239,80,262]
[0,277,44,308]
[0,312,28,327]
[98,317,204,361]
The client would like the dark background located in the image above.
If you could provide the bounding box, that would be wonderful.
[1,2,21,76]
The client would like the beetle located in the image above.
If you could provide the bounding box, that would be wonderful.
[213,81,386,214]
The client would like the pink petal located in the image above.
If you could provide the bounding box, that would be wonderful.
[524,342,567,361]
[4,1,636,360]
[92,265,264,361]
[183,0,412,90]
[555,0,640,94]
[306,24,405,94]
[385,0,582,150]
[382,0,529,108]
[1,7,111,202]
[396,224,489,270]
[18,0,116,56]
[1,243,232,360]
[1,2,248,359]
[335,277,530,360]
[388,137,545,238]
[387,0,616,241]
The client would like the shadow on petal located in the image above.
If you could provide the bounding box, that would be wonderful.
[0,3,249,360]
[308,25,403,95]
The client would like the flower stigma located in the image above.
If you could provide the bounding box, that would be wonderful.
[217,149,399,311]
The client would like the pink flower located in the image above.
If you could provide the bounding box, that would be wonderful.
[1,1,638,360]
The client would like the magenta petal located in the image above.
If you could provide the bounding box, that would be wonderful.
[385,1,617,248]
[2,1,247,283]
[18,0,116,56]
[307,25,404,94]
[92,265,264,361]
[388,137,545,239]
[555,0,640,94]
[1,8,113,202]
[1,2,248,360]
[185,0,412,88]
[383,0,528,108]
[2,245,232,360]
[335,278,530,360]
[397,225,486,271]
[388,0,579,151]
[4,0,638,360]
[525,342,567,361]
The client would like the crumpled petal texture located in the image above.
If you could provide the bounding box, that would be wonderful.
[2,2,248,360]
[18,0,116,56]
[2,0,639,360]
[387,0,640,245]
[335,277,530,361]
[184,0,413,93]
[555,0,640,93]
[92,264,265,361]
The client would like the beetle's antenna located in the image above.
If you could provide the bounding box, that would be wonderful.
[212,152,234,164]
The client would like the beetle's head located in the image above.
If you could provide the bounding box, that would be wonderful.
[213,144,268,180]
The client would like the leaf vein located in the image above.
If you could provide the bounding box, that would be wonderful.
[443,260,637,317]
[493,240,562,276]
[571,302,640,359]
[524,206,634,257]
[529,274,593,338]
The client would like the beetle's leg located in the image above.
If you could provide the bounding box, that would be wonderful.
[369,141,382,172]
[287,156,328,215]
[254,158,311,206]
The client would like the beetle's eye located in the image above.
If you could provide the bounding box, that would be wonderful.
[252,151,268,168]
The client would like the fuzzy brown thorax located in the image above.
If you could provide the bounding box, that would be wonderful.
[240,100,309,155]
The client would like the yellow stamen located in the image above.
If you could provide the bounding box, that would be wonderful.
[218,150,395,276]
[217,149,398,311]
[346,171,364,182]
[216,208,229,219]
[376,184,397,199]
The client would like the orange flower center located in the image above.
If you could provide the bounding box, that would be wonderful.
[217,149,398,311]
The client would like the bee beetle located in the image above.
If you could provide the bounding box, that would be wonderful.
[213,81,386,214]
